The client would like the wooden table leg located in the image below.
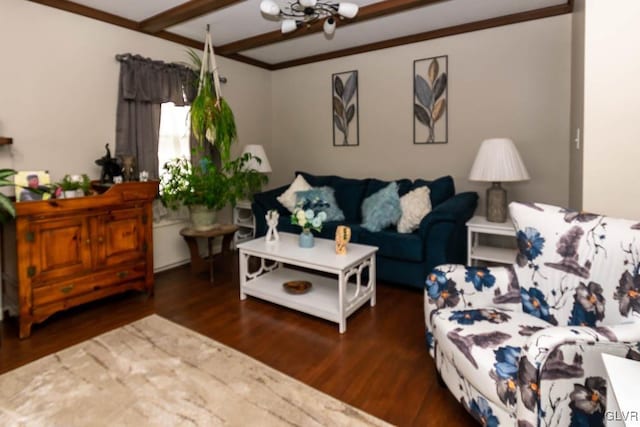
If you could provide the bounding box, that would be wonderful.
[222,233,234,255]
[181,235,207,274]
[207,237,214,283]
[209,234,233,284]
[180,229,237,284]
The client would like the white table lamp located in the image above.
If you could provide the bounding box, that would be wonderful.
[241,144,272,173]
[469,138,530,222]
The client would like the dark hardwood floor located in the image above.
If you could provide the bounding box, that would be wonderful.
[0,255,476,427]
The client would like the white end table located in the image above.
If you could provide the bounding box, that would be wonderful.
[466,215,517,266]
[233,200,255,246]
[237,233,378,333]
[602,353,640,426]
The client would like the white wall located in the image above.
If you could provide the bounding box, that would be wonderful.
[270,16,572,213]
[0,0,272,269]
[579,1,640,219]
[569,0,585,211]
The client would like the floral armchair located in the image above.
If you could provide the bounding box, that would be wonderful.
[424,201,640,427]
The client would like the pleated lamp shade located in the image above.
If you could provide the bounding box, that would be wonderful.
[241,144,272,173]
[468,138,530,182]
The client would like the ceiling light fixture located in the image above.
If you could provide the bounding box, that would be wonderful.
[260,0,359,35]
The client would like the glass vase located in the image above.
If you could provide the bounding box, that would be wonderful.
[298,229,314,248]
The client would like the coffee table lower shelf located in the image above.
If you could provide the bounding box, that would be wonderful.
[240,267,373,333]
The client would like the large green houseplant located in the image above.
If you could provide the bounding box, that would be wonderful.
[161,39,268,230]
[161,154,266,209]
[160,153,266,229]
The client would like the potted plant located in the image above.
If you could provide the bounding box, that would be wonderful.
[290,197,329,248]
[57,174,90,199]
[160,154,266,230]
[186,49,236,163]
[0,168,16,222]
[160,47,267,230]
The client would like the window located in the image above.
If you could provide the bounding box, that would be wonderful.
[156,102,191,222]
[158,102,191,170]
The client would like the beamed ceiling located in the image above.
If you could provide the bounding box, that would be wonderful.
[28,0,573,70]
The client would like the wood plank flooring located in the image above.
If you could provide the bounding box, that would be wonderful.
[0,255,476,427]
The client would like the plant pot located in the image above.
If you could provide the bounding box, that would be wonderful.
[189,205,218,231]
[63,190,79,199]
[299,230,314,248]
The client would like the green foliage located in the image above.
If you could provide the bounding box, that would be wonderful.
[187,49,237,163]
[0,168,16,221]
[161,50,264,212]
[160,153,266,211]
[57,174,91,194]
[224,153,268,205]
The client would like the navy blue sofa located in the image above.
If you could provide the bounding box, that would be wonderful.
[252,171,478,290]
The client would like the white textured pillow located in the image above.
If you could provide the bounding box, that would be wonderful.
[397,186,432,233]
[277,174,312,212]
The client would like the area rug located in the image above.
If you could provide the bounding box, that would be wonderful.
[0,315,390,426]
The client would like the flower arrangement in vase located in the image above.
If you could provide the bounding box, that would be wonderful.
[290,198,328,248]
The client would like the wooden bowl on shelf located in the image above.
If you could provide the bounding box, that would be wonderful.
[283,280,312,294]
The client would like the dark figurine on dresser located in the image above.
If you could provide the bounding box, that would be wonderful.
[95,144,122,183]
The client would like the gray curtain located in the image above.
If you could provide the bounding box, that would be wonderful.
[115,54,197,180]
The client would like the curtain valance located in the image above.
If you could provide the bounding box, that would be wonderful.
[116,54,197,105]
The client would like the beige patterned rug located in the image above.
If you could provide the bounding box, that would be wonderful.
[0,315,389,426]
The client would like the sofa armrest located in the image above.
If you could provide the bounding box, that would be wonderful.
[516,322,640,426]
[418,192,478,237]
[418,192,478,267]
[424,264,521,315]
[424,263,522,358]
[252,185,289,237]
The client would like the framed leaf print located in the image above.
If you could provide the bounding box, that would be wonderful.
[332,70,359,147]
[414,56,448,144]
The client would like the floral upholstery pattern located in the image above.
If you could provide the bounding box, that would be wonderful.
[424,202,640,426]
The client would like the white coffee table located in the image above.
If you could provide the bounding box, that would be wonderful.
[237,232,378,333]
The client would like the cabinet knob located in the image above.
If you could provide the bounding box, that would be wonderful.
[60,284,74,294]
[85,239,91,245]
[98,236,104,244]
[117,271,129,279]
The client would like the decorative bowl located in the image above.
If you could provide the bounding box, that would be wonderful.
[283,280,312,294]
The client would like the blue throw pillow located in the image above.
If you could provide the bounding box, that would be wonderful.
[361,182,401,232]
[295,187,345,221]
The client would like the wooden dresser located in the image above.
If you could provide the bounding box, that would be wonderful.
[1,181,158,338]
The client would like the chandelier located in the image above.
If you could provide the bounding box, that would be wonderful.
[260,0,359,35]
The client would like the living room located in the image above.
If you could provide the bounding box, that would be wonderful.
[1,0,639,426]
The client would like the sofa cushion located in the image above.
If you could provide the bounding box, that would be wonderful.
[358,228,424,262]
[398,186,432,233]
[431,307,551,411]
[296,171,367,222]
[509,201,640,326]
[365,178,412,198]
[295,171,333,187]
[253,185,290,216]
[413,175,455,207]
[277,174,312,212]
[361,182,402,232]
[295,187,345,221]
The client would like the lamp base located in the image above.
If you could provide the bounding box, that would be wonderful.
[486,182,507,223]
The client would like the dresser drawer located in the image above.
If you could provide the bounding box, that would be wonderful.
[32,264,146,306]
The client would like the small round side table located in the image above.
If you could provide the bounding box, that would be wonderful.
[179,224,239,283]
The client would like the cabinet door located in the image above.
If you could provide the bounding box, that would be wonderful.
[95,207,147,267]
[27,216,92,284]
